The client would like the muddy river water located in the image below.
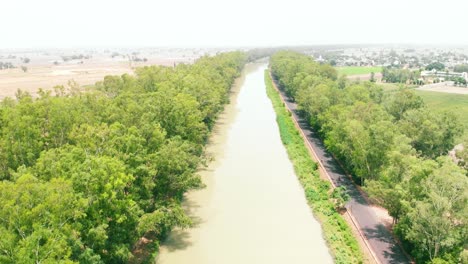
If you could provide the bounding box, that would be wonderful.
[157,63,333,264]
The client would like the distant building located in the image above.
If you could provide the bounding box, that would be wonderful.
[316,55,325,63]
[421,69,468,82]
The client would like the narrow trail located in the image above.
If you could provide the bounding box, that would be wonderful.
[156,64,332,264]
[270,73,411,264]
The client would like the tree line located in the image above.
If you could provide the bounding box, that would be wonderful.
[270,51,467,264]
[0,52,247,263]
[382,67,421,84]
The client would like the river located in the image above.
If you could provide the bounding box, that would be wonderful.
[156,63,333,264]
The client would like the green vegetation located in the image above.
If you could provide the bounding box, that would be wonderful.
[425,62,445,71]
[336,66,382,76]
[0,52,247,263]
[265,71,363,264]
[270,51,467,264]
[380,82,408,91]
[382,67,421,84]
[416,90,468,140]
[454,64,468,73]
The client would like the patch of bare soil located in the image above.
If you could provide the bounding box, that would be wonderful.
[0,56,190,99]
[417,82,468,94]
[129,233,158,264]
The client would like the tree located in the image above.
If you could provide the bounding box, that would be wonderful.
[370,72,376,82]
[399,109,464,158]
[0,174,86,264]
[269,51,467,263]
[331,186,350,211]
[455,137,468,173]
[384,88,424,120]
[425,62,445,71]
[405,158,467,262]
[453,64,468,73]
[0,51,247,262]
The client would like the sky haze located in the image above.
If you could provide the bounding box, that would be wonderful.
[2,0,468,48]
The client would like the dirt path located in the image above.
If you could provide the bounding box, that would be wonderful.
[270,72,411,264]
[156,64,332,264]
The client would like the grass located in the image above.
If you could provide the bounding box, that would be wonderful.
[416,90,468,140]
[378,82,418,92]
[380,82,404,91]
[336,66,382,76]
[265,71,364,264]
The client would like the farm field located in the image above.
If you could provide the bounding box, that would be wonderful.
[336,66,382,75]
[0,47,232,99]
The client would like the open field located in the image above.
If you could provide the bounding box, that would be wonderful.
[0,57,185,99]
[416,90,468,140]
[336,66,383,76]
[416,81,468,95]
[0,48,233,99]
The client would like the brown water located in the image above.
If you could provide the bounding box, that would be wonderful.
[157,63,333,264]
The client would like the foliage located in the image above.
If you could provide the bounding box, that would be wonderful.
[416,90,468,141]
[426,62,445,71]
[0,52,247,262]
[270,51,466,263]
[453,64,468,73]
[456,136,468,173]
[453,77,467,86]
[403,158,467,262]
[382,67,421,84]
[265,71,363,263]
[331,186,350,210]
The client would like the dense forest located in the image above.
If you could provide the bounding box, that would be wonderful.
[270,51,467,264]
[0,52,247,263]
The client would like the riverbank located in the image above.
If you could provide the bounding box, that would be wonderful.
[264,71,364,264]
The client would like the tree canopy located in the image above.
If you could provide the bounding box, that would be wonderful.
[270,51,466,264]
[0,52,247,263]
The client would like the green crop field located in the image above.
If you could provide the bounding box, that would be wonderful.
[416,90,468,140]
[336,66,382,76]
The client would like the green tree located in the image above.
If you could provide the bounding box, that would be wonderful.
[404,158,467,262]
[426,62,445,71]
[399,109,463,158]
[0,174,86,264]
[370,72,376,82]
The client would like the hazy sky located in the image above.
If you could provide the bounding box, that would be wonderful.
[2,0,468,48]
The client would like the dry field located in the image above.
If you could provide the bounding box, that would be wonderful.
[416,82,468,94]
[0,48,229,99]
